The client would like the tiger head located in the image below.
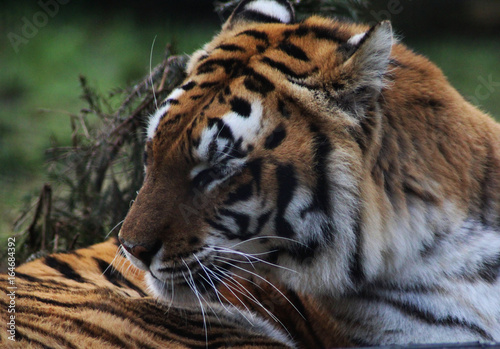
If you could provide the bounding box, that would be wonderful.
[119,0,394,304]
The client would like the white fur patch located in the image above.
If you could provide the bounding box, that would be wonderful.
[348,32,366,46]
[244,0,292,23]
[146,88,185,139]
[194,125,219,161]
[222,100,263,149]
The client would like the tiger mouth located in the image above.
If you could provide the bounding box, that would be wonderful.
[147,247,270,306]
[152,259,224,287]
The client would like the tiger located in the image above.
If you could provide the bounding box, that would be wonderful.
[117,0,500,345]
[0,238,303,348]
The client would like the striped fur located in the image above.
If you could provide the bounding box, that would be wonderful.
[0,239,296,348]
[119,0,500,345]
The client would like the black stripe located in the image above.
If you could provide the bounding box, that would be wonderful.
[44,256,85,283]
[226,138,247,159]
[15,319,78,349]
[217,92,225,104]
[308,25,348,43]
[15,328,53,349]
[164,113,183,127]
[224,182,253,205]
[181,81,197,90]
[347,125,366,154]
[264,124,286,150]
[166,98,179,105]
[337,42,357,58]
[286,290,325,349]
[289,26,309,38]
[197,58,242,75]
[206,218,236,238]
[216,44,245,52]
[278,41,309,61]
[93,257,148,296]
[284,240,317,263]
[237,29,270,45]
[261,56,308,79]
[243,67,275,96]
[277,98,291,119]
[275,164,297,237]
[309,124,333,214]
[18,300,153,348]
[202,95,216,110]
[359,291,494,341]
[207,118,234,141]
[15,271,42,282]
[219,209,250,237]
[230,97,252,117]
[199,81,219,89]
[246,158,262,193]
[475,253,500,284]
[349,217,365,285]
[24,294,80,308]
[255,211,272,236]
[190,94,203,100]
[18,293,245,348]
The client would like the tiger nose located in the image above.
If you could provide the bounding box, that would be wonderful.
[118,236,162,268]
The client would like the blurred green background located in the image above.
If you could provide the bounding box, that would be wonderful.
[0,0,499,245]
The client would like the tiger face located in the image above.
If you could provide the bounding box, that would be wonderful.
[118,0,392,304]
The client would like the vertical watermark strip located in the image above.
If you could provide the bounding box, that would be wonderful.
[6,237,16,341]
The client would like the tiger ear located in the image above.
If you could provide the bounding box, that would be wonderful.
[224,0,295,30]
[341,21,393,99]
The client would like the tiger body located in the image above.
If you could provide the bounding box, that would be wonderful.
[0,239,295,348]
[118,0,500,345]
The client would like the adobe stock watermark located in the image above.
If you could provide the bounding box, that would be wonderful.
[5,237,17,342]
[366,0,413,26]
[7,0,71,53]
[467,75,500,106]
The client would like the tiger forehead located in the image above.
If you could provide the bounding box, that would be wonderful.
[152,17,365,150]
[192,18,359,75]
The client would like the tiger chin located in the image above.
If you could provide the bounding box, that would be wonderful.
[119,0,500,345]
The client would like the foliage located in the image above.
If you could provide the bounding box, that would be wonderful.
[13,49,188,261]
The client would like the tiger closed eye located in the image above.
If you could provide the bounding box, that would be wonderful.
[191,167,224,189]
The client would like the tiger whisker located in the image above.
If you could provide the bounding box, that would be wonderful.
[211,264,292,336]
[102,246,128,278]
[105,220,124,238]
[182,260,209,347]
[208,245,278,258]
[205,264,256,323]
[149,35,159,111]
[213,247,298,274]
[194,255,234,315]
[197,272,233,319]
[214,259,305,320]
[228,236,308,249]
